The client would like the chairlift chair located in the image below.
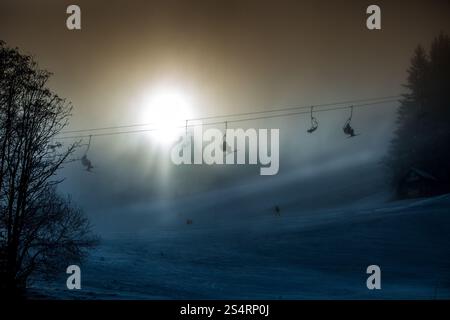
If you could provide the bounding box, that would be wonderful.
[307,106,319,133]
[80,135,95,172]
[342,106,358,138]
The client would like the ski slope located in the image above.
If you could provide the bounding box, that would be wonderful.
[29,193,450,299]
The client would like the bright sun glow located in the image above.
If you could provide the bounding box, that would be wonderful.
[141,87,193,145]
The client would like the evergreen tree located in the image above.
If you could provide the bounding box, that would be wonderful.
[386,33,450,195]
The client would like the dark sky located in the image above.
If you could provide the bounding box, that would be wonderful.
[1,0,449,125]
[1,0,449,232]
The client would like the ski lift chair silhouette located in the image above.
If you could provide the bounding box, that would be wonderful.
[307,106,319,133]
[182,119,191,148]
[343,106,358,138]
[222,121,236,154]
[81,135,94,172]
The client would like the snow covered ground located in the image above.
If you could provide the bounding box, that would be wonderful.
[29,192,450,299]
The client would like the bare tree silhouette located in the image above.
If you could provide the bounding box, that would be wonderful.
[0,41,97,297]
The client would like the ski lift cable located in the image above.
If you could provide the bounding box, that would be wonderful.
[56,98,399,140]
[60,95,402,135]
[191,95,400,122]
[57,99,399,140]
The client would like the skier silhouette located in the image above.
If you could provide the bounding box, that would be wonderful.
[81,154,94,172]
[274,205,281,216]
[343,122,356,137]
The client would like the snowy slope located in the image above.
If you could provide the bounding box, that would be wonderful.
[29,193,450,299]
